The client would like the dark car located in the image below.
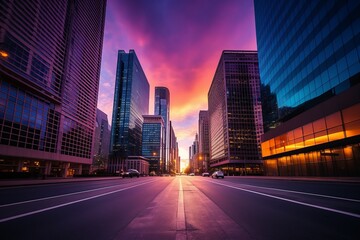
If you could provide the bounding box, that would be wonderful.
[123,169,140,178]
[211,170,224,179]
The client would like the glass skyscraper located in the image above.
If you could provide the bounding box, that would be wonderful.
[0,0,106,176]
[154,87,170,173]
[208,50,263,175]
[199,110,210,172]
[109,50,149,173]
[255,0,360,176]
[141,115,165,174]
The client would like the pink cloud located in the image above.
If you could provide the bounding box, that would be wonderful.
[98,0,257,161]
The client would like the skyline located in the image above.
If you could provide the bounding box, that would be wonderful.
[97,0,257,162]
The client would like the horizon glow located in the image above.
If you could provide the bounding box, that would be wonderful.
[97,0,257,167]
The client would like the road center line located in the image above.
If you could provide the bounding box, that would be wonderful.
[208,180,360,219]
[176,177,186,240]
[0,180,157,223]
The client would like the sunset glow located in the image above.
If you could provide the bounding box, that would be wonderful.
[97,0,257,162]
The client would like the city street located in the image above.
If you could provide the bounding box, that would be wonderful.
[0,176,359,240]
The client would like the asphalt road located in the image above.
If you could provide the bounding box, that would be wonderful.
[0,176,359,240]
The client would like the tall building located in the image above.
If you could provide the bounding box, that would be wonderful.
[169,121,179,174]
[154,87,170,173]
[199,110,210,172]
[208,50,263,175]
[141,115,165,174]
[92,109,111,173]
[0,0,106,177]
[109,50,150,173]
[255,0,360,176]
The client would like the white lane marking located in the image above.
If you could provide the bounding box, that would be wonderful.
[176,177,186,240]
[0,179,157,208]
[0,180,157,223]
[207,180,360,219]
[238,183,360,203]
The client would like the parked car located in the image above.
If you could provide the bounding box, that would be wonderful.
[123,169,140,178]
[211,170,224,179]
[202,172,210,177]
[189,173,195,176]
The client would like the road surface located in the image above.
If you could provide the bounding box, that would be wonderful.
[0,176,359,239]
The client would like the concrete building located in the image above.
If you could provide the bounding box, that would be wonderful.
[91,109,111,173]
[0,0,106,177]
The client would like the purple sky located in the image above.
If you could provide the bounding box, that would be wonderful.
[97,0,257,167]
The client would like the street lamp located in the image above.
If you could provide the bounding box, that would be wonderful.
[0,50,9,58]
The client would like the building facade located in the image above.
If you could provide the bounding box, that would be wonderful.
[141,115,165,174]
[254,0,360,176]
[198,110,210,172]
[91,108,111,173]
[208,50,263,175]
[169,121,179,174]
[0,0,106,177]
[154,87,170,173]
[109,50,150,174]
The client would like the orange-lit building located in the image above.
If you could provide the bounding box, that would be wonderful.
[255,0,360,176]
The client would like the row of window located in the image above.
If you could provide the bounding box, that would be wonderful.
[262,103,360,157]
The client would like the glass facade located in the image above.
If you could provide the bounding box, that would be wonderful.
[154,87,170,173]
[208,51,264,175]
[0,0,106,176]
[110,50,150,158]
[198,110,210,171]
[255,0,360,176]
[141,115,164,173]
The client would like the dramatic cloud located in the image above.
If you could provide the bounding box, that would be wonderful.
[98,0,257,163]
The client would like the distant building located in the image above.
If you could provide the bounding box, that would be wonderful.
[255,0,360,176]
[169,121,179,174]
[108,50,150,174]
[208,50,263,175]
[126,156,150,176]
[0,0,106,177]
[142,115,165,174]
[92,109,111,173]
[154,87,170,173]
[199,110,210,172]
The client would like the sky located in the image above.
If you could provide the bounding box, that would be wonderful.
[97,0,257,167]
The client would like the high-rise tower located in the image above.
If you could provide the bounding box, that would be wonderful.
[0,0,106,176]
[255,0,360,176]
[109,50,149,173]
[208,50,263,175]
[154,87,170,173]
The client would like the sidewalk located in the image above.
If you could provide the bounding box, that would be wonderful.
[0,176,122,187]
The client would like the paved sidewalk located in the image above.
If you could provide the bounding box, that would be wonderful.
[0,176,122,187]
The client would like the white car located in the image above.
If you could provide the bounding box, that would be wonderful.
[202,172,210,177]
[211,171,224,179]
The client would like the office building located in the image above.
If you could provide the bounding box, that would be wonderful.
[0,0,106,177]
[199,110,210,172]
[169,121,179,174]
[255,0,360,176]
[208,50,263,175]
[91,108,111,173]
[154,87,170,173]
[109,50,150,174]
[142,115,165,174]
